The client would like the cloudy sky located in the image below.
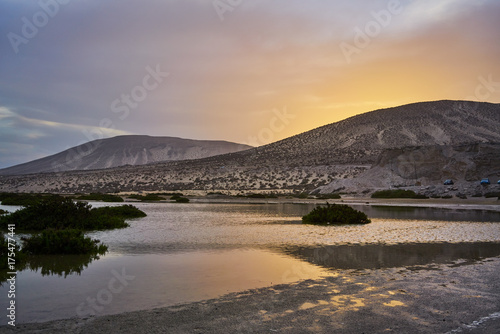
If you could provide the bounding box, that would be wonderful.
[1,0,499,168]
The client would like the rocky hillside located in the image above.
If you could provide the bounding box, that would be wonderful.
[0,100,499,195]
[317,142,500,197]
[0,135,252,175]
[244,100,500,166]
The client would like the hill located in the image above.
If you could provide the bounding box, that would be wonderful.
[1,100,499,195]
[0,135,252,175]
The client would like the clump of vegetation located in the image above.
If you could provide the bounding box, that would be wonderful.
[302,203,371,225]
[316,193,341,199]
[0,193,67,206]
[484,192,500,198]
[128,194,166,201]
[0,209,8,215]
[371,189,428,199]
[0,198,146,231]
[92,205,147,219]
[170,194,190,203]
[21,229,107,256]
[236,193,278,199]
[77,193,124,202]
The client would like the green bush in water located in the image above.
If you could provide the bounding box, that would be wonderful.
[0,193,67,206]
[92,204,147,219]
[0,198,146,231]
[77,193,124,202]
[302,203,371,225]
[128,194,165,201]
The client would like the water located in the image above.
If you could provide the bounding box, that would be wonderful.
[1,202,500,324]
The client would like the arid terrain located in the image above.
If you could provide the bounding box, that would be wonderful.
[1,100,499,197]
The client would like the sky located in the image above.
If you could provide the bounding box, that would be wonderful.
[1,0,499,169]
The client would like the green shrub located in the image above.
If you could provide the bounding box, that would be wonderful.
[0,198,146,231]
[302,203,371,225]
[128,194,165,201]
[246,193,266,198]
[0,209,8,215]
[77,193,124,202]
[484,192,500,198]
[21,229,107,255]
[371,189,428,199]
[92,205,147,219]
[0,193,65,206]
[174,197,190,203]
[317,193,341,199]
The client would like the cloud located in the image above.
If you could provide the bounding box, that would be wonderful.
[0,0,499,168]
[0,106,129,168]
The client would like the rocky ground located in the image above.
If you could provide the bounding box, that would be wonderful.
[1,143,498,198]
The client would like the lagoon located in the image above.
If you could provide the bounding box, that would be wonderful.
[1,201,500,325]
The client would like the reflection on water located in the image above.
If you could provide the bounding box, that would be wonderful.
[0,249,328,324]
[0,254,103,285]
[24,254,102,278]
[361,205,500,222]
[282,242,500,270]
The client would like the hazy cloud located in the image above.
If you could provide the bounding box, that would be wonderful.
[0,0,499,168]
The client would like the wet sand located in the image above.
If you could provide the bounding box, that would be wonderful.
[6,255,500,333]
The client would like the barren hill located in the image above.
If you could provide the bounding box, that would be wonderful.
[238,100,500,166]
[1,100,499,195]
[0,135,252,175]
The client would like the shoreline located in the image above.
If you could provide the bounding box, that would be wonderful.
[189,196,500,212]
[7,255,500,333]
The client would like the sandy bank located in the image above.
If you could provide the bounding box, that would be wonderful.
[6,255,500,333]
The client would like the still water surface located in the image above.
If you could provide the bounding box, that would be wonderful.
[1,202,500,324]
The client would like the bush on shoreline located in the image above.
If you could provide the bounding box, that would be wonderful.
[0,193,68,206]
[77,193,124,202]
[371,189,428,199]
[128,194,166,201]
[316,193,341,199]
[302,203,371,225]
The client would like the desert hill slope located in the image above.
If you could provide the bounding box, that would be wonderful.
[234,100,500,166]
[0,135,252,175]
[0,100,499,195]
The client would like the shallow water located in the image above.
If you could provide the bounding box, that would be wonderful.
[1,202,500,324]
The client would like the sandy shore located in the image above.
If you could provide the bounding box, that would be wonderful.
[5,254,500,333]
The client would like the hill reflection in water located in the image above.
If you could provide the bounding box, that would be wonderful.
[281,242,500,270]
